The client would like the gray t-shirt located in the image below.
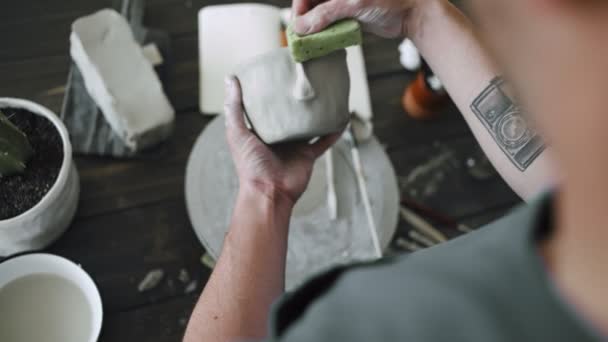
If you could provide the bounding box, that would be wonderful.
[267,195,601,341]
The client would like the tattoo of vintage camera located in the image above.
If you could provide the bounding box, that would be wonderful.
[471,77,545,171]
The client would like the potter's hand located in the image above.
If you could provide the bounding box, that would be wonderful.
[292,0,428,38]
[224,76,341,205]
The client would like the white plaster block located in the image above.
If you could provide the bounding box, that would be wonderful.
[198,4,282,115]
[70,9,175,151]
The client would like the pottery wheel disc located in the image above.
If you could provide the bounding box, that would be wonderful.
[185,117,400,290]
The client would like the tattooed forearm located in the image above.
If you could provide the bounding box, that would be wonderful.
[470,77,544,171]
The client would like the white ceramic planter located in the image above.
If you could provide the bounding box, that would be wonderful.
[0,98,80,257]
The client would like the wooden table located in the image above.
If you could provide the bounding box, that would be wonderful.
[0,1,520,340]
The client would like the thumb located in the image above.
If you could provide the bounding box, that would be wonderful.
[223,76,251,141]
[293,0,355,35]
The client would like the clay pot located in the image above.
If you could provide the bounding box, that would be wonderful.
[235,48,351,144]
[0,98,80,257]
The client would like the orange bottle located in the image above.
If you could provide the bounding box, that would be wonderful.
[280,29,288,47]
[402,62,448,120]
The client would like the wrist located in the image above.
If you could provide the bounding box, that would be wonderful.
[230,182,294,238]
[407,0,445,41]
[238,180,296,213]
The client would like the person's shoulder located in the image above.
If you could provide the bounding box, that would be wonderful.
[269,204,538,342]
[272,252,510,342]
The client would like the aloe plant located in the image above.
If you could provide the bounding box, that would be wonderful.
[0,110,33,177]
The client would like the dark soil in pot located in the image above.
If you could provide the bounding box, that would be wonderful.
[0,107,64,220]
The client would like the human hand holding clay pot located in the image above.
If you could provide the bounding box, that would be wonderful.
[224,77,342,205]
[292,0,424,38]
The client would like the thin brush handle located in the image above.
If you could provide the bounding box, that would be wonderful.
[351,146,382,258]
[325,148,338,220]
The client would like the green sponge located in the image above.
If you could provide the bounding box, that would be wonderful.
[287,19,362,63]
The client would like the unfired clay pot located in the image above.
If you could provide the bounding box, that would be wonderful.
[0,98,80,257]
[235,48,351,144]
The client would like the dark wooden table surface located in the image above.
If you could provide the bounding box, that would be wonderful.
[1,1,520,340]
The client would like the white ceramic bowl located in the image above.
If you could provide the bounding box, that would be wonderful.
[0,253,103,342]
[0,98,80,256]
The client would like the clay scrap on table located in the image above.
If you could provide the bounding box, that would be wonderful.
[287,19,362,62]
[137,269,165,292]
[235,48,350,144]
[70,9,174,151]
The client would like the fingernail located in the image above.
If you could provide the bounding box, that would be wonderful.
[224,77,233,88]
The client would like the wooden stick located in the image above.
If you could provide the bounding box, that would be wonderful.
[408,230,436,248]
[401,197,456,228]
[400,196,474,233]
[395,238,422,252]
[400,206,448,243]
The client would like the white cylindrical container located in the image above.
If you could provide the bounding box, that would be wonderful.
[0,253,103,342]
[0,98,80,257]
